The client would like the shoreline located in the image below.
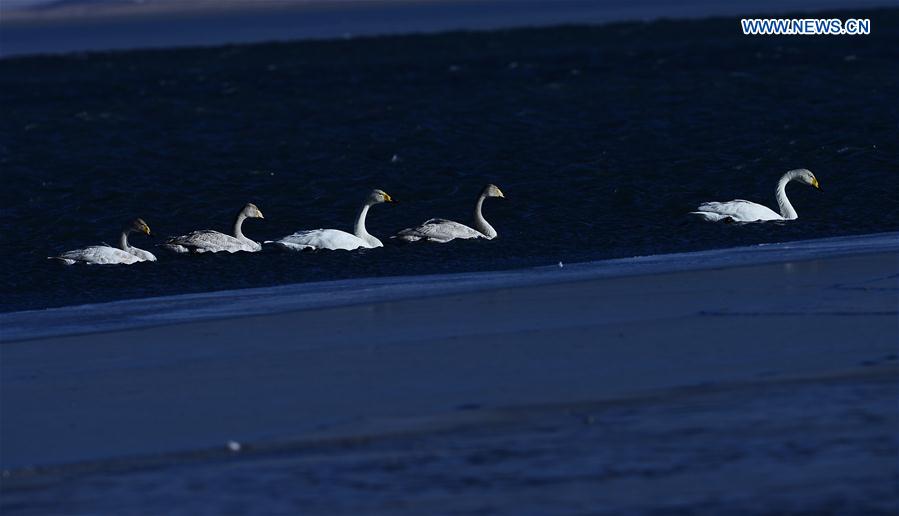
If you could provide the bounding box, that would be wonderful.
[2,231,898,342]
[1,233,896,469]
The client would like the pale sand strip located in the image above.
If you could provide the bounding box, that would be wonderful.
[1,247,896,469]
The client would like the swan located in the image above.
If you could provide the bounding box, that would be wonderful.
[269,189,395,251]
[162,203,265,254]
[691,169,821,223]
[49,218,156,265]
[394,184,504,243]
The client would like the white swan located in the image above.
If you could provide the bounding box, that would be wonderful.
[49,218,157,265]
[394,184,504,243]
[691,169,821,223]
[270,189,395,251]
[162,203,264,254]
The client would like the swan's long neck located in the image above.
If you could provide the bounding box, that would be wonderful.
[473,193,497,239]
[352,201,383,247]
[233,212,248,239]
[775,172,798,220]
[118,229,133,252]
[354,202,372,239]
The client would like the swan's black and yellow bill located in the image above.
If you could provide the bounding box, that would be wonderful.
[812,177,822,191]
[134,218,152,235]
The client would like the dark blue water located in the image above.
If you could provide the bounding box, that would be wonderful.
[2,9,898,313]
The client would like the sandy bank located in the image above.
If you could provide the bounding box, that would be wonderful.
[1,237,896,469]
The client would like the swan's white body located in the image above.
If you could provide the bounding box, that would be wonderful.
[394,184,504,243]
[692,200,786,222]
[165,231,261,253]
[54,246,145,265]
[270,190,394,251]
[274,228,375,251]
[397,219,487,243]
[163,204,264,254]
[691,169,820,223]
[50,219,156,265]
[126,245,158,262]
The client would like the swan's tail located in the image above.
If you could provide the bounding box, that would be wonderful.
[690,210,728,222]
[47,256,76,265]
[262,240,312,252]
[391,228,425,242]
[158,242,189,254]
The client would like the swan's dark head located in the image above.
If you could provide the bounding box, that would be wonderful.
[369,189,396,204]
[242,203,265,219]
[128,218,152,235]
[483,184,505,199]
[791,169,821,191]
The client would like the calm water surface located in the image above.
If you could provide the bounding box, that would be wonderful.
[1,10,898,312]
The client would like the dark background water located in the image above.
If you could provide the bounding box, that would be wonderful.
[1,8,898,313]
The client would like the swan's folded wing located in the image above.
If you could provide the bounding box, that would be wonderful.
[128,246,157,262]
[165,230,248,253]
[395,219,484,243]
[694,200,781,222]
[274,229,366,251]
[58,246,142,265]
